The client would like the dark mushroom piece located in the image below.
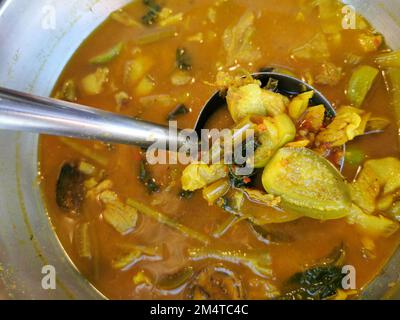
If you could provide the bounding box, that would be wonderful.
[56,162,85,215]
[185,264,245,300]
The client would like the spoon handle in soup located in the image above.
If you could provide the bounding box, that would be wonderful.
[0,87,189,149]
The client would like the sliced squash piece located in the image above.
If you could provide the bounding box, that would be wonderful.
[262,147,351,220]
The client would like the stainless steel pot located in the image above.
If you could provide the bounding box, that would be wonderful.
[0,0,399,300]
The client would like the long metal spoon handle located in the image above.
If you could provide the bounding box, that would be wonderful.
[0,87,188,149]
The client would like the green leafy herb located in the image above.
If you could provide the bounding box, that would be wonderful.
[179,190,194,199]
[281,265,344,300]
[176,47,192,70]
[139,160,160,193]
[167,104,190,121]
[141,0,162,26]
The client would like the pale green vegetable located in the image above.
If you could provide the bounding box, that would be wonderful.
[347,65,379,107]
[75,222,92,259]
[357,32,383,53]
[89,42,124,65]
[316,106,371,147]
[385,68,400,125]
[262,148,351,220]
[375,50,400,68]
[288,91,314,120]
[351,158,400,213]
[345,147,365,166]
[81,67,109,95]
[346,204,399,238]
[226,83,288,123]
[291,33,330,61]
[188,248,272,278]
[127,198,210,244]
[181,163,227,191]
[223,10,261,66]
[100,191,138,235]
[202,179,230,205]
[317,0,343,34]
[124,56,154,84]
[112,245,162,270]
[59,79,77,102]
[135,27,177,45]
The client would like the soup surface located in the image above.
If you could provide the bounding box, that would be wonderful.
[39,0,400,299]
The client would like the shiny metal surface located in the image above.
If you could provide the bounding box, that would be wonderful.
[0,87,187,149]
[0,0,399,300]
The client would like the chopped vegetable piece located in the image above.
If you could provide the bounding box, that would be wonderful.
[303,105,326,132]
[133,270,152,286]
[222,10,261,66]
[124,56,154,85]
[112,245,162,270]
[375,50,400,68]
[78,161,96,175]
[240,190,301,225]
[127,199,210,244]
[317,0,343,34]
[134,76,155,96]
[384,68,400,124]
[157,267,194,291]
[351,158,400,213]
[188,248,272,278]
[115,91,130,111]
[89,42,124,65]
[171,70,193,86]
[291,33,330,61]
[59,138,108,166]
[213,215,239,238]
[100,191,138,235]
[176,47,192,71]
[111,10,141,27]
[75,222,92,259]
[181,163,228,192]
[345,146,365,166]
[202,179,230,205]
[159,10,183,27]
[186,265,244,300]
[316,106,371,147]
[347,65,379,107]
[288,91,314,120]
[346,204,399,238]
[227,83,288,123]
[135,27,176,45]
[167,104,190,121]
[365,116,390,133]
[56,163,84,214]
[262,148,351,220]
[60,79,78,102]
[140,94,176,108]
[81,67,109,95]
[358,32,383,53]
[315,62,343,86]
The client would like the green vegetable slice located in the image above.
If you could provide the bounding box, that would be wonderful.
[347,65,379,107]
[262,147,351,220]
[89,42,124,65]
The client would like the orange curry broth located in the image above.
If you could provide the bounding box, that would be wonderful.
[39,0,400,299]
